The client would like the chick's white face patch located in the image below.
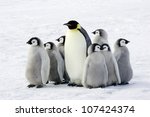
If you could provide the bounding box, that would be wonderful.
[31,39,38,46]
[120,40,126,47]
[45,43,51,49]
[94,45,101,52]
[102,45,109,51]
[59,37,64,43]
[95,30,100,35]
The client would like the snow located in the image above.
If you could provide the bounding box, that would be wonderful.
[0,0,150,100]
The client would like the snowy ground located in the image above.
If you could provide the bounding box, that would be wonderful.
[0,0,150,100]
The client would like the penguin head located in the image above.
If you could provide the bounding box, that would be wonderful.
[94,44,101,52]
[44,42,55,50]
[26,37,41,47]
[56,36,65,44]
[64,20,80,30]
[88,43,101,55]
[92,29,107,38]
[101,43,111,51]
[117,38,130,47]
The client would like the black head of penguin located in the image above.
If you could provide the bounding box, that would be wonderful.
[101,43,111,51]
[64,20,79,29]
[117,38,130,47]
[26,37,41,46]
[92,29,106,37]
[56,35,66,45]
[44,42,55,50]
[88,43,101,55]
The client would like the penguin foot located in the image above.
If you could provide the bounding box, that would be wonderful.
[112,83,118,86]
[120,82,129,85]
[68,83,77,87]
[36,85,43,88]
[76,84,83,87]
[27,84,36,88]
[46,81,49,84]
[60,81,68,84]
[87,86,93,89]
[54,82,61,85]
[62,80,69,84]
[100,85,106,88]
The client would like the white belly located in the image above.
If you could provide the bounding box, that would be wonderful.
[65,30,86,84]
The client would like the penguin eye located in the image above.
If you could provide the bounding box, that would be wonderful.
[32,40,36,44]
[120,40,127,47]
[103,46,108,50]
[31,39,38,46]
[95,45,101,52]
[60,38,64,42]
[121,40,125,44]
[46,43,51,49]
[95,31,99,34]
[46,44,50,47]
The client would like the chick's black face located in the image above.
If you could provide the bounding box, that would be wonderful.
[64,20,79,29]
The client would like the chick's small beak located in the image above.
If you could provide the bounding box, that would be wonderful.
[126,40,130,44]
[56,38,59,42]
[44,44,46,47]
[26,41,30,44]
[92,31,95,34]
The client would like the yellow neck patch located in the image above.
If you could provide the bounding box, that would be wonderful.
[77,24,81,29]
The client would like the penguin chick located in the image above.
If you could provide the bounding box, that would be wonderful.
[56,35,65,59]
[82,43,108,88]
[92,29,108,45]
[101,43,121,86]
[56,35,70,83]
[114,38,133,85]
[44,42,65,85]
[64,20,92,86]
[25,37,50,88]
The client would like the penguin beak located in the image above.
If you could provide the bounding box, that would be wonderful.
[26,41,31,45]
[100,46,103,50]
[63,23,71,26]
[126,40,130,44]
[92,31,95,34]
[55,38,59,42]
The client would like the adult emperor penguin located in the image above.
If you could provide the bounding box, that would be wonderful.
[82,44,108,88]
[25,37,50,88]
[64,20,92,86]
[56,35,65,59]
[44,42,65,85]
[114,38,133,85]
[101,43,121,86]
[56,35,70,83]
[92,29,108,45]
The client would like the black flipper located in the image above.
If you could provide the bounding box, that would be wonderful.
[78,27,92,56]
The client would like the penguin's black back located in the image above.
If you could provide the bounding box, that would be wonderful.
[78,27,92,55]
